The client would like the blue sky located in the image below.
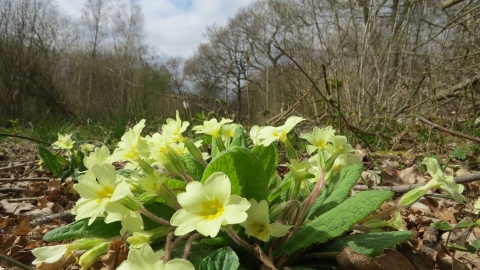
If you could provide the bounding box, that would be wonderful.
[57,0,256,58]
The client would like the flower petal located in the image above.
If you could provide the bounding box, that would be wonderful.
[203,172,230,204]
[177,181,207,213]
[166,258,195,270]
[195,216,224,237]
[222,195,250,224]
[171,209,202,236]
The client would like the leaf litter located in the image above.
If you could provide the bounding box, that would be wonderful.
[1,138,480,269]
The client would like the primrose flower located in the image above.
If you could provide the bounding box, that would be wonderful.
[399,158,466,206]
[80,143,96,152]
[108,119,149,163]
[257,116,305,146]
[52,133,75,150]
[300,126,335,154]
[162,110,190,143]
[422,158,466,203]
[83,145,110,169]
[324,134,356,158]
[286,159,310,179]
[71,163,134,226]
[117,243,194,270]
[32,238,104,265]
[192,118,233,139]
[249,125,261,145]
[32,244,70,265]
[240,199,291,242]
[222,124,239,140]
[170,172,251,237]
[330,153,361,172]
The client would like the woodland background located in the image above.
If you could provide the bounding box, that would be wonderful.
[1,0,479,143]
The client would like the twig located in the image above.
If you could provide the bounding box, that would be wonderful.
[0,252,34,270]
[0,178,50,182]
[353,171,480,193]
[415,115,480,143]
[0,163,27,171]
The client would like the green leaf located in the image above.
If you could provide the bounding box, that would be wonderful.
[198,247,240,270]
[306,163,364,220]
[268,172,294,203]
[448,243,477,253]
[317,231,412,257]
[38,145,64,177]
[450,147,467,160]
[43,218,121,242]
[202,147,268,201]
[116,169,138,178]
[252,143,278,183]
[62,152,78,181]
[430,221,452,231]
[229,126,248,148]
[471,240,480,251]
[211,136,219,159]
[184,153,205,181]
[276,190,394,257]
[142,202,176,230]
[170,241,216,269]
[454,221,476,229]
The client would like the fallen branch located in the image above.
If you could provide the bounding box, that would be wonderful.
[353,171,480,194]
[30,210,73,227]
[415,115,480,143]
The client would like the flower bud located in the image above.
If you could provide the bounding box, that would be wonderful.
[78,242,109,270]
[118,195,142,211]
[398,186,426,206]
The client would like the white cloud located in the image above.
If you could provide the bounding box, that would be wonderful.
[56,0,256,58]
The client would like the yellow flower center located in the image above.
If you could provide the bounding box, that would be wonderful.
[200,199,225,220]
[96,185,114,199]
[250,222,269,239]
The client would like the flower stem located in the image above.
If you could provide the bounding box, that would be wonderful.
[225,226,252,252]
[183,233,202,259]
[139,206,171,226]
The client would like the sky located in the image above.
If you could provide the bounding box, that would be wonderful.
[56,0,257,58]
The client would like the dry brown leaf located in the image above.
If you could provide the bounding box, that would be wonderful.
[374,248,415,270]
[252,244,277,270]
[13,219,30,236]
[101,240,129,270]
[423,197,458,224]
[0,199,34,215]
[397,166,418,184]
[337,247,382,270]
[436,245,469,270]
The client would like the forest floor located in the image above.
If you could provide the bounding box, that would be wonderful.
[0,132,480,270]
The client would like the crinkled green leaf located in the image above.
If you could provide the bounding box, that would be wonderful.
[317,231,412,257]
[202,147,268,201]
[143,202,176,230]
[43,218,121,242]
[306,163,364,221]
[198,247,239,270]
[252,143,278,183]
[170,241,216,269]
[184,153,205,181]
[38,145,63,178]
[116,169,138,178]
[276,190,394,257]
[448,243,477,253]
[229,126,248,148]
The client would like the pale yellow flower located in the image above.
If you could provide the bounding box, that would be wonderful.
[170,172,250,237]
